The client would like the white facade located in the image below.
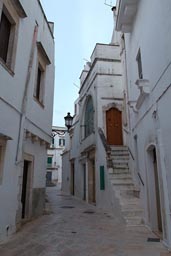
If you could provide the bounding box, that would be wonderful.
[115,0,171,248]
[46,126,66,186]
[62,41,124,208]
[0,0,54,241]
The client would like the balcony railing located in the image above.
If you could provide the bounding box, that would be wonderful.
[47,163,58,169]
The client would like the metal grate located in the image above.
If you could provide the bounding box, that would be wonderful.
[147,238,160,242]
[83,210,95,214]
[60,206,75,209]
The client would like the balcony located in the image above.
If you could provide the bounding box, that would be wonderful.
[135,79,150,109]
[47,163,58,170]
[115,0,139,33]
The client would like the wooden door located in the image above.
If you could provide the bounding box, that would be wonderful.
[21,161,29,219]
[106,107,123,145]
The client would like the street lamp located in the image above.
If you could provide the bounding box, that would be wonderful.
[64,112,73,131]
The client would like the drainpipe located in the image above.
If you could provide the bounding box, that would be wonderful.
[157,129,171,249]
[15,24,38,165]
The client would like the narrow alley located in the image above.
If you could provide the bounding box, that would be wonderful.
[0,186,168,256]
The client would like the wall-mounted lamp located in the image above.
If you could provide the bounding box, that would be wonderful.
[64,112,73,131]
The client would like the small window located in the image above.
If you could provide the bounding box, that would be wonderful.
[136,49,143,79]
[59,138,65,146]
[34,62,45,105]
[51,137,55,147]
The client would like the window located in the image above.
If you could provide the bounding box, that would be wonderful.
[136,49,143,79]
[85,96,94,137]
[34,63,45,104]
[0,1,22,74]
[0,139,6,184]
[34,42,51,106]
[47,156,52,168]
[51,137,55,147]
[59,139,65,147]
[0,12,11,63]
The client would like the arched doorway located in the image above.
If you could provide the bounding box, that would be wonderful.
[106,107,123,145]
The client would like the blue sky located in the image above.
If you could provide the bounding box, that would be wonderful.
[40,0,116,126]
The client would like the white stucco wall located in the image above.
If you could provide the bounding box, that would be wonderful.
[0,0,54,241]
[116,0,171,247]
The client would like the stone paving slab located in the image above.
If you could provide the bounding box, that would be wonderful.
[0,186,169,256]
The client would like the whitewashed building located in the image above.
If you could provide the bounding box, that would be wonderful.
[0,0,54,241]
[62,38,124,208]
[46,126,66,186]
[115,0,171,248]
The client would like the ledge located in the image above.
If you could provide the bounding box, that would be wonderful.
[115,0,139,32]
[37,42,51,65]
[0,133,13,140]
[11,0,27,18]
[135,79,150,109]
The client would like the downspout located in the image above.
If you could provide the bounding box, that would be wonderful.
[15,24,38,165]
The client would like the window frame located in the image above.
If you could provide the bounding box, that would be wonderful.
[34,42,51,107]
[59,138,65,147]
[84,96,94,138]
[0,4,19,73]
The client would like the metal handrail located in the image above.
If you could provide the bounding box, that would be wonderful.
[127,146,144,186]
[98,127,111,153]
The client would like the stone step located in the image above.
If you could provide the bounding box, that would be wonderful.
[110,177,132,183]
[112,181,134,187]
[110,146,128,151]
[120,198,142,205]
[112,169,130,174]
[112,159,129,164]
[121,206,143,217]
[113,163,129,169]
[113,166,129,173]
[111,151,129,156]
[109,173,132,179]
[118,188,140,199]
[108,146,144,227]
[125,216,144,226]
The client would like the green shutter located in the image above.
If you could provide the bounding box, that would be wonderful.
[47,157,52,164]
[100,166,105,190]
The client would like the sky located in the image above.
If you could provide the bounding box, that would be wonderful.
[40,0,116,127]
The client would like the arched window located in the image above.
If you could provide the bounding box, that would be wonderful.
[84,97,94,137]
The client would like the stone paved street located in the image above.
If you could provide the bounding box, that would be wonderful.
[0,186,169,256]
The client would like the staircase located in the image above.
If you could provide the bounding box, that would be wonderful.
[108,146,144,226]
